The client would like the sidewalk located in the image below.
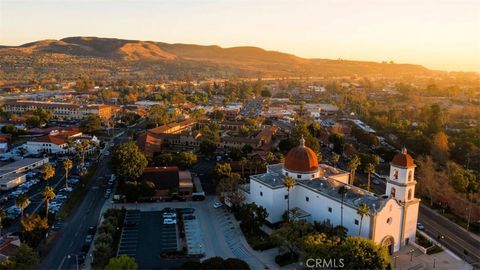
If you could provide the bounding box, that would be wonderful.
[393,244,470,270]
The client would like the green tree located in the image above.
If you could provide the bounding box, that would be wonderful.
[43,186,56,216]
[1,124,17,136]
[199,139,217,157]
[111,142,148,180]
[105,255,138,270]
[41,164,55,186]
[80,114,102,134]
[271,221,313,258]
[283,176,296,222]
[356,203,370,235]
[25,115,41,128]
[177,151,197,169]
[347,155,361,185]
[338,237,391,270]
[238,203,268,235]
[364,163,376,192]
[10,244,39,270]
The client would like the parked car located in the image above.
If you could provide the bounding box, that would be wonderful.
[213,201,223,208]
[163,212,177,218]
[163,218,176,225]
[417,223,425,230]
[85,235,94,244]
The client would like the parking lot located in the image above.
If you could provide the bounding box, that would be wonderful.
[112,198,271,269]
[116,210,181,269]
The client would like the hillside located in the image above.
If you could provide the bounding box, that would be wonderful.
[0,36,433,83]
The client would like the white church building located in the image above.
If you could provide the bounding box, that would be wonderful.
[241,138,420,253]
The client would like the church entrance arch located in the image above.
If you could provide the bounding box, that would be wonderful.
[381,235,394,255]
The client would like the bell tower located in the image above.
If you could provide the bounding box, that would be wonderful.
[386,147,417,203]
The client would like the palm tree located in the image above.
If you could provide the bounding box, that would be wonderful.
[16,195,30,219]
[364,163,376,192]
[41,164,55,186]
[75,140,91,167]
[331,153,340,167]
[356,203,370,235]
[43,186,56,216]
[283,176,296,222]
[347,155,361,185]
[239,157,248,178]
[63,159,73,189]
[264,152,275,164]
[337,185,350,227]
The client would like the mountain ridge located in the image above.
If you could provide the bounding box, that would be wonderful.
[0,36,436,82]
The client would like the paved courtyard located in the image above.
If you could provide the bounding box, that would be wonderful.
[393,244,471,270]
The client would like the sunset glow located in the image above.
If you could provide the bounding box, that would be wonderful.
[1,0,479,72]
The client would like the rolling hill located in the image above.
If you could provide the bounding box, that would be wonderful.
[0,36,433,82]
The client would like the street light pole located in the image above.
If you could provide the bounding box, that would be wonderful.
[393,255,399,268]
[433,256,436,268]
[409,248,415,262]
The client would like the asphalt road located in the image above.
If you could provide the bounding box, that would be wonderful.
[39,131,130,270]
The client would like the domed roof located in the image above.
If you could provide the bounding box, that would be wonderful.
[284,137,319,173]
[391,147,415,168]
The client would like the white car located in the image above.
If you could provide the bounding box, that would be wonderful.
[163,218,176,225]
[213,202,223,208]
[163,212,177,218]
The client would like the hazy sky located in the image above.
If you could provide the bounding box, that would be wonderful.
[1,0,479,72]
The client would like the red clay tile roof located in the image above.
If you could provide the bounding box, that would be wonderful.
[284,139,319,173]
[391,147,415,167]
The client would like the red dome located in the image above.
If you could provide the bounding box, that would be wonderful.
[391,147,415,168]
[284,138,319,173]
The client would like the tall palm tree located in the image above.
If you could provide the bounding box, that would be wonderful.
[239,157,248,178]
[337,185,350,227]
[331,153,340,167]
[15,195,30,219]
[75,140,91,167]
[356,203,370,235]
[364,163,376,192]
[42,164,55,186]
[347,155,361,185]
[63,159,73,189]
[43,186,56,216]
[283,176,296,222]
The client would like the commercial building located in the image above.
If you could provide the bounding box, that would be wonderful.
[25,128,98,155]
[0,158,49,190]
[142,167,194,199]
[2,100,119,120]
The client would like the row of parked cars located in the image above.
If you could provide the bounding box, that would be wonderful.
[48,178,79,214]
[162,208,177,225]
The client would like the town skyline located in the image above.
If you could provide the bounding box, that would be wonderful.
[1,0,479,72]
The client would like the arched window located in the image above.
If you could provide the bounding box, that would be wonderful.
[408,189,412,200]
[390,187,396,198]
[393,169,398,180]
[408,171,413,181]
